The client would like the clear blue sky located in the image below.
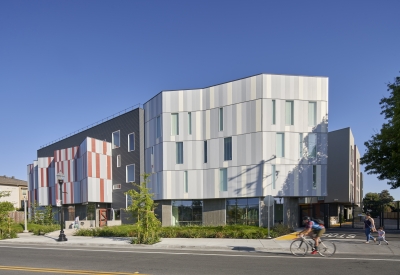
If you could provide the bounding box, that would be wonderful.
[1,1,399,199]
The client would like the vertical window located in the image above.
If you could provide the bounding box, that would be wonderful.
[224,137,232,161]
[219,108,223,131]
[312,165,317,189]
[308,133,317,158]
[272,100,276,125]
[117,155,121,167]
[128,133,135,152]
[272,165,276,189]
[126,164,135,183]
[176,142,183,164]
[126,194,133,208]
[204,140,208,163]
[276,133,285,158]
[285,101,294,125]
[184,171,188,193]
[299,133,303,158]
[308,102,316,126]
[151,146,154,155]
[171,113,179,136]
[220,168,227,191]
[112,130,120,149]
[350,146,353,163]
[188,112,192,135]
[156,116,161,138]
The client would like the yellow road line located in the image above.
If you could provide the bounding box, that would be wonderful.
[275,231,301,240]
[0,265,148,275]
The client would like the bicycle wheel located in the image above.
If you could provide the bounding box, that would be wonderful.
[318,240,336,257]
[290,240,309,256]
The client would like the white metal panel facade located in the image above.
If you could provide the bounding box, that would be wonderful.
[144,74,328,200]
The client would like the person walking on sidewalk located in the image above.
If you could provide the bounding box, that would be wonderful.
[377,227,389,245]
[74,215,80,229]
[364,212,376,243]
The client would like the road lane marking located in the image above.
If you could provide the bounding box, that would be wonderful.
[0,245,399,262]
[0,265,147,274]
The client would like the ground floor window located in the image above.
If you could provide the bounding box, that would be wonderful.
[172,200,202,226]
[226,198,260,226]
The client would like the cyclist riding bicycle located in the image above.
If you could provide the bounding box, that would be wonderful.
[298,216,326,255]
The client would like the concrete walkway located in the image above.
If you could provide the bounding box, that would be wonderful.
[0,229,399,256]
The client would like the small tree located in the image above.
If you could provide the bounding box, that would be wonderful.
[125,173,161,244]
[0,191,16,239]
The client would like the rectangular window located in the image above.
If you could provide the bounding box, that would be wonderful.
[308,133,317,158]
[276,133,285,158]
[308,102,316,126]
[219,108,223,131]
[117,155,121,167]
[204,140,207,163]
[220,168,227,191]
[184,171,188,193]
[128,133,135,152]
[176,142,183,164]
[224,137,232,161]
[188,112,192,135]
[272,100,276,125]
[272,165,276,189]
[126,164,135,183]
[126,194,133,208]
[312,165,317,189]
[156,116,161,138]
[151,146,154,155]
[299,133,303,158]
[285,101,294,125]
[171,113,179,136]
[112,130,120,149]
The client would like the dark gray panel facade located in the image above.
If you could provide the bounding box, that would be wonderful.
[37,108,144,224]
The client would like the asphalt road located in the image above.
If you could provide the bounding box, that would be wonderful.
[0,243,399,275]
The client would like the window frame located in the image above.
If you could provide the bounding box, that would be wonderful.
[117,155,121,167]
[308,133,317,158]
[156,115,161,138]
[285,100,294,125]
[184,171,188,193]
[176,142,183,164]
[220,168,228,192]
[126,164,135,183]
[112,130,120,149]
[204,140,208,163]
[276,133,285,158]
[308,102,317,126]
[312,165,317,189]
[272,100,276,125]
[171,113,179,136]
[188,112,192,135]
[219,108,223,131]
[128,132,135,152]
[224,137,232,161]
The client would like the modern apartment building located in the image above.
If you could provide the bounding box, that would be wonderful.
[27,107,144,226]
[144,74,329,227]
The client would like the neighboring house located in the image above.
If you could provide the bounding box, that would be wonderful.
[0,176,28,209]
[144,73,329,228]
[325,127,363,222]
[27,107,144,226]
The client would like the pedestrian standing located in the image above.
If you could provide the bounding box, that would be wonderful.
[364,212,376,243]
[377,227,389,245]
[74,215,80,229]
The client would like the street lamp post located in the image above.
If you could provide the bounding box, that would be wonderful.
[57,172,68,242]
[23,196,28,233]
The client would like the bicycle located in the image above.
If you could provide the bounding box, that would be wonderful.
[290,234,336,257]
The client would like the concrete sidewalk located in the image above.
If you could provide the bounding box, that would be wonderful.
[0,229,399,256]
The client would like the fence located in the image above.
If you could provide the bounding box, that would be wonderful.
[8,211,25,223]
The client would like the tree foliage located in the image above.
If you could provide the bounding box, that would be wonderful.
[125,173,161,244]
[360,75,400,188]
[0,191,16,239]
[363,190,395,216]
